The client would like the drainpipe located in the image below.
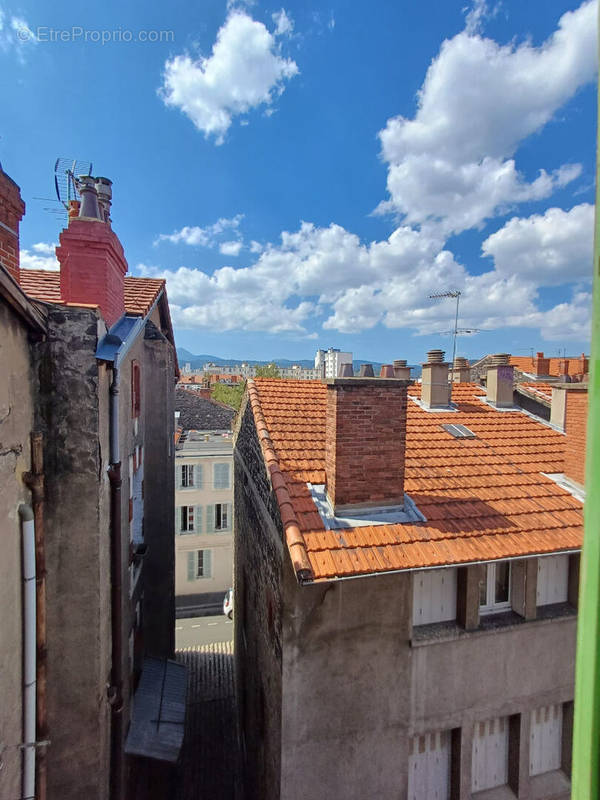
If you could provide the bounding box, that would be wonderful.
[23,432,47,800]
[108,366,124,800]
[20,504,36,800]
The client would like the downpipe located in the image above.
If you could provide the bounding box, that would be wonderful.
[19,505,36,800]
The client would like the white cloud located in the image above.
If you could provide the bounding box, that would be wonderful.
[156,214,244,247]
[378,0,597,233]
[272,9,293,36]
[219,240,243,256]
[482,203,594,286]
[20,243,59,271]
[0,8,36,59]
[159,10,298,144]
[249,240,264,254]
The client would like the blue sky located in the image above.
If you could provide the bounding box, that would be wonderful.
[1,0,597,363]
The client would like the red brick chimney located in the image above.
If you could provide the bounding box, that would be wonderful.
[577,353,589,377]
[324,376,409,514]
[56,177,128,328]
[563,385,588,487]
[0,167,26,283]
[533,351,550,376]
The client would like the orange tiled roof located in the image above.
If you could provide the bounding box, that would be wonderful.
[19,269,165,318]
[248,379,582,582]
[518,382,554,404]
[511,355,585,377]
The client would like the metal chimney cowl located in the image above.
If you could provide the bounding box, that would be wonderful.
[77,175,102,221]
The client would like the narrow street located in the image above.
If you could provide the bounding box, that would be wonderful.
[176,614,233,649]
[175,638,242,800]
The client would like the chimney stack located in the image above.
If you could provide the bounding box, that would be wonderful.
[452,356,471,383]
[325,375,409,514]
[421,349,450,409]
[57,176,128,328]
[533,351,550,376]
[557,358,570,380]
[562,385,588,487]
[393,359,411,380]
[0,167,26,284]
[486,353,514,408]
[338,363,354,377]
[358,363,374,377]
[380,365,394,378]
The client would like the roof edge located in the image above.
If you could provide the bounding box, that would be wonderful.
[247,379,314,585]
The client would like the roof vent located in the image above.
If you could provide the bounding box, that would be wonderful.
[442,423,476,439]
[427,349,445,363]
[393,359,411,380]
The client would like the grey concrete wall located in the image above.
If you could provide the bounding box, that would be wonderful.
[0,300,35,800]
[280,570,413,800]
[38,307,112,800]
[278,566,576,800]
[233,397,284,800]
[141,321,175,657]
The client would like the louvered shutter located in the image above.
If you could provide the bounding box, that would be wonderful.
[224,503,232,530]
[187,552,196,581]
[196,465,203,489]
[195,506,203,533]
[206,505,214,533]
[204,550,212,578]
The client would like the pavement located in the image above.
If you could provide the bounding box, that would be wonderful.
[175,614,233,649]
[175,637,241,800]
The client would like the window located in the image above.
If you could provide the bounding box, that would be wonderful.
[215,503,229,531]
[213,462,231,489]
[479,561,511,614]
[187,549,212,580]
[179,464,195,489]
[530,705,562,777]
[131,361,141,419]
[179,505,196,533]
[413,569,457,626]
[408,731,451,799]
[537,555,569,606]
[472,717,509,793]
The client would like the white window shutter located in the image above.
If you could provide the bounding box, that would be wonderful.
[225,502,232,530]
[195,505,203,533]
[206,504,214,533]
[204,549,212,578]
[196,465,203,489]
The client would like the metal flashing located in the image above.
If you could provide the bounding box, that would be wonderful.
[308,483,426,530]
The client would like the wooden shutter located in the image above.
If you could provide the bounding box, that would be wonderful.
[530,705,562,776]
[224,503,232,530]
[187,552,196,581]
[204,550,212,578]
[195,465,203,489]
[408,731,450,800]
[195,506,203,533]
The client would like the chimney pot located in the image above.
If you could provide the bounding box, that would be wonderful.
[393,359,411,380]
[393,359,407,368]
[78,175,101,221]
[427,349,445,364]
[358,364,374,377]
[380,365,395,378]
[421,351,450,408]
[338,363,354,377]
[95,177,112,223]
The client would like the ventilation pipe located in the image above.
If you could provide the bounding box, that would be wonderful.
[20,504,36,800]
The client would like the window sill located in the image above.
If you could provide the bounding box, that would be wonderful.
[472,785,516,800]
[411,603,576,647]
[529,770,570,799]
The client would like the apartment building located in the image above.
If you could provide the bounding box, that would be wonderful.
[0,165,180,800]
[315,346,353,378]
[233,350,584,800]
[279,364,320,380]
[175,430,234,615]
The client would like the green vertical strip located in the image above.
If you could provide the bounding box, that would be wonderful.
[572,16,600,796]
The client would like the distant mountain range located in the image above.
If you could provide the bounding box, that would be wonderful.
[176,348,421,375]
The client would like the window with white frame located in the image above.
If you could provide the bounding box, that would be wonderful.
[479,561,511,614]
[537,555,569,606]
[472,717,509,793]
[412,569,457,626]
[187,549,212,580]
[214,503,230,531]
[213,462,231,490]
[408,731,451,799]
[529,704,562,777]
[179,505,196,533]
[180,463,203,489]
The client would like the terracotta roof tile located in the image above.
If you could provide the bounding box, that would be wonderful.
[19,269,164,318]
[247,378,583,581]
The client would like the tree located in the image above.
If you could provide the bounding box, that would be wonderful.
[211,381,245,411]
[255,363,281,378]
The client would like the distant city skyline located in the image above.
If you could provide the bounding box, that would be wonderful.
[2,0,596,363]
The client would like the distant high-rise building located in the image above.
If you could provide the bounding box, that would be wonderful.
[315,347,353,378]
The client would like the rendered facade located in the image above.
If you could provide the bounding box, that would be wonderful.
[233,354,584,800]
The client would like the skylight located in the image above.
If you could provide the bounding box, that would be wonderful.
[441,423,476,439]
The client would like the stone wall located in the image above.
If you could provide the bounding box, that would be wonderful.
[233,395,284,800]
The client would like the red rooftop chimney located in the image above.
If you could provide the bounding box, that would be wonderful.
[324,375,409,514]
[0,167,26,284]
[563,385,588,487]
[533,351,550,376]
[56,176,128,328]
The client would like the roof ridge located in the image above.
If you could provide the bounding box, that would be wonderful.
[247,379,314,584]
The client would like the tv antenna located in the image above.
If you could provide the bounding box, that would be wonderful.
[428,289,480,370]
[53,157,93,223]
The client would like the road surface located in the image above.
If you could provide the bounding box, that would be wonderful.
[175,614,233,649]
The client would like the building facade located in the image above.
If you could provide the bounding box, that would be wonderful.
[233,353,583,800]
[175,430,234,615]
[315,346,353,378]
[0,165,179,800]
